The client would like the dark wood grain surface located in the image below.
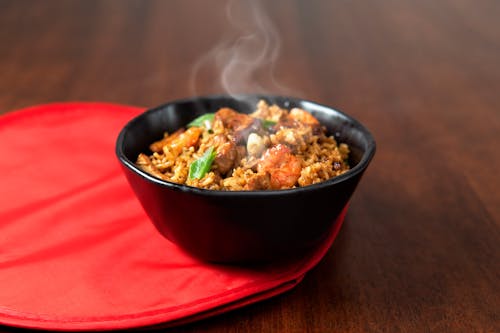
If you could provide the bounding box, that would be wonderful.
[1,0,499,332]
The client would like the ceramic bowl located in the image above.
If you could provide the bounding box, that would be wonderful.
[116,94,376,263]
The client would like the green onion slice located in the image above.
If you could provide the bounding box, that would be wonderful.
[261,119,277,130]
[187,113,215,128]
[188,147,216,179]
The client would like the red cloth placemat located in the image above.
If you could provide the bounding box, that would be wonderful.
[0,102,346,331]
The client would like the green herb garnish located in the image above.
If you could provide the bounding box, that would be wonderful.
[261,119,277,130]
[187,113,215,128]
[188,147,216,179]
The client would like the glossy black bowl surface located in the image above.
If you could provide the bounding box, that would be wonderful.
[116,94,376,263]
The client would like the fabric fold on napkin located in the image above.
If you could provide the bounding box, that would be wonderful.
[0,102,346,331]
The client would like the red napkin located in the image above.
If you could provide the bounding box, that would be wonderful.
[0,102,346,331]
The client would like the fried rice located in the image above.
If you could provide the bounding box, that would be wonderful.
[136,100,350,191]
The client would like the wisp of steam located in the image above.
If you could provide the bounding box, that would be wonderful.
[189,0,295,98]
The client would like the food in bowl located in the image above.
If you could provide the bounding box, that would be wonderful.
[136,100,351,190]
[116,94,376,263]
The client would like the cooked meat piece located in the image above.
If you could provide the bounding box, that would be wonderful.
[215,107,262,143]
[245,172,271,190]
[211,134,245,175]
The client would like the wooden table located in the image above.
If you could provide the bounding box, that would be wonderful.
[1,0,498,332]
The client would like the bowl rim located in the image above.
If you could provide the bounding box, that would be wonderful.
[116,93,376,197]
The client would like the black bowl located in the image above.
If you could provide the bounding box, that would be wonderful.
[116,94,376,263]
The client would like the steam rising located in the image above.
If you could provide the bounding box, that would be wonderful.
[190,0,293,97]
